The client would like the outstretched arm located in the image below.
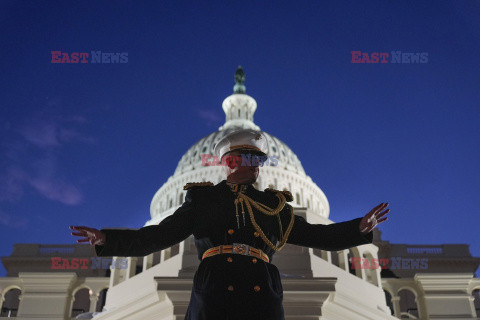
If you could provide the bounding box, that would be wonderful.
[70,189,197,257]
[281,202,389,251]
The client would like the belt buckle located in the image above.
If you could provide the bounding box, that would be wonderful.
[232,243,249,255]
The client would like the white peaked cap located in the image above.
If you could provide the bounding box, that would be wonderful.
[214,129,268,159]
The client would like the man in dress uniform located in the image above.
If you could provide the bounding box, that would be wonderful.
[70,129,390,320]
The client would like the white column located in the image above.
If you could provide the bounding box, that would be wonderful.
[89,293,98,313]
[337,250,349,272]
[143,254,153,272]
[390,296,401,318]
[126,257,138,280]
[359,265,367,281]
[109,257,122,287]
[468,296,477,318]
[374,267,381,286]
[160,247,167,263]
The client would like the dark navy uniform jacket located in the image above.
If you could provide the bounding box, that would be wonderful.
[95,180,373,320]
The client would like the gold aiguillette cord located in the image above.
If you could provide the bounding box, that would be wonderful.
[236,191,295,251]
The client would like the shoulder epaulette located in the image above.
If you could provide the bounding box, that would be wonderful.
[264,188,293,202]
[183,181,214,190]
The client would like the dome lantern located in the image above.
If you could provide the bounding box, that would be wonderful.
[219,66,259,131]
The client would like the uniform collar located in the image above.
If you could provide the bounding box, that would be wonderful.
[221,179,255,194]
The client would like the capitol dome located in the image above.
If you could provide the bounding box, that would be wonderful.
[173,129,306,177]
[147,67,330,226]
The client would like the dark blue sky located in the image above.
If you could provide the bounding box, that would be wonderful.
[1,1,479,277]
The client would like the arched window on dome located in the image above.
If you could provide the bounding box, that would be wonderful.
[169,198,173,208]
[1,288,21,317]
[238,109,241,117]
[179,192,184,205]
[296,193,300,205]
[307,199,310,209]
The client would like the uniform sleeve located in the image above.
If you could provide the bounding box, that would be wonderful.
[94,189,197,257]
[280,205,373,251]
